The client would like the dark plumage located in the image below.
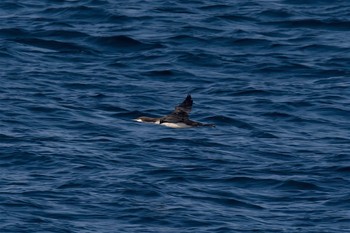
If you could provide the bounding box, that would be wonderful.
[135,94,214,128]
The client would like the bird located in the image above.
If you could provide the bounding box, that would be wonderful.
[135,94,215,128]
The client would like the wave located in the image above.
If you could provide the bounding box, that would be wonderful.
[0,28,30,38]
[1,0,349,232]
[267,19,350,30]
[11,38,96,54]
[206,115,255,129]
[41,5,108,20]
[275,179,321,191]
[88,35,163,52]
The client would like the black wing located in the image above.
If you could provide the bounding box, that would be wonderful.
[160,94,193,123]
[175,94,192,114]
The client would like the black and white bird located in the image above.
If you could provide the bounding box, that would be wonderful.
[135,94,214,128]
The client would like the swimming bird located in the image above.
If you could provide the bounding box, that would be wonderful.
[135,94,214,128]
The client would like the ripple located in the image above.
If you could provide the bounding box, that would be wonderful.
[207,115,255,129]
[1,0,350,232]
[88,35,163,52]
[190,195,264,210]
[276,180,322,191]
[12,38,95,54]
[269,19,350,30]
[41,5,108,20]
[0,28,30,38]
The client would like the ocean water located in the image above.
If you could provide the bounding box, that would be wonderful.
[1,0,350,232]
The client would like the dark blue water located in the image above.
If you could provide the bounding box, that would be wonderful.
[1,0,350,232]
